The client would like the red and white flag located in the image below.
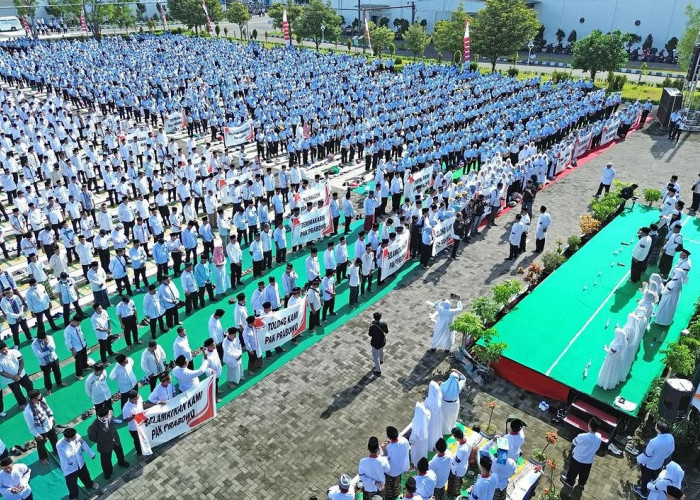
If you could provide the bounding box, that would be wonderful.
[202,0,213,35]
[80,11,87,34]
[21,16,31,37]
[158,1,168,29]
[364,13,372,53]
[282,9,291,45]
[463,19,471,63]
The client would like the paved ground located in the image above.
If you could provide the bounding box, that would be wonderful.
[95,122,700,499]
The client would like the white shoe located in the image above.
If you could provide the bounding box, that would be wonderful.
[0,412,7,418]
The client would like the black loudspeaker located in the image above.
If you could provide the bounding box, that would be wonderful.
[658,378,694,421]
[687,44,700,81]
[657,88,683,128]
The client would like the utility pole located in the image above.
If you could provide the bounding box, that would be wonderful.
[410,1,415,25]
[357,0,361,34]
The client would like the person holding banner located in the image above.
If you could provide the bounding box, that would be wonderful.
[242,316,261,372]
[121,390,144,457]
[202,339,222,402]
[307,279,322,332]
[172,355,209,393]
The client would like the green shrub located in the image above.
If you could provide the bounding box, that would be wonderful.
[567,234,582,251]
[661,341,695,376]
[606,71,627,92]
[491,279,523,307]
[395,56,402,64]
[437,52,442,63]
[469,62,479,72]
[451,312,484,339]
[507,67,519,78]
[541,251,565,273]
[643,188,661,205]
[591,192,622,221]
[471,296,500,325]
[551,70,569,84]
[474,340,507,366]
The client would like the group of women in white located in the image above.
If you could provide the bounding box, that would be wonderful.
[597,269,688,391]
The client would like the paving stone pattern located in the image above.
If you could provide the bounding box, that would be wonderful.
[100,125,700,499]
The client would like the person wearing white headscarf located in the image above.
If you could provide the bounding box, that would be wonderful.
[424,381,443,452]
[647,273,663,295]
[409,402,431,466]
[597,327,627,390]
[619,309,647,383]
[647,461,684,500]
[211,238,229,297]
[440,370,466,435]
[655,269,686,326]
[638,290,658,322]
[430,299,463,352]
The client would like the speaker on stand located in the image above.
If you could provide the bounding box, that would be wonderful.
[658,378,694,421]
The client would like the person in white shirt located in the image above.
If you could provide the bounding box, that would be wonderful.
[634,420,676,497]
[534,205,551,253]
[86,261,110,309]
[347,258,361,307]
[158,276,181,330]
[429,438,452,497]
[305,247,320,281]
[202,338,222,402]
[0,456,32,500]
[208,309,225,360]
[0,342,34,409]
[447,427,471,497]
[222,327,243,388]
[141,340,168,391]
[321,270,337,320]
[414,457,437,499]
[323,241,337,275]
[31,331,65,395]
[507,214,524,261]
[334,236,349,282]
[84,363,112,413]
[226,235,243,289]
[56,427,99,499]
[91,304,114,364]
[358,436,390,497]
[109,354,138,409]
[561,418,602,490]
[64,317,89,380]
[172,355,208,393]
[381,425,410,498]
[469,455,498,500]
[1,289,32,348]
[121,390,144,456]
[326,473,354,500]
[116,295,140,350]
[631,227,653,283]
[249,232,264,278]
[143,284,167,340]
[595,162,616,197]
[23,390,58,465]
[147,371,175,406]
[173,326,194,369]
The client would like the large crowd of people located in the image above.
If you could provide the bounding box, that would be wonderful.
[0,33,656,499]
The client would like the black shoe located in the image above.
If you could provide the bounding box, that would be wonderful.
[118,461,129,468]
[372,370,382,376]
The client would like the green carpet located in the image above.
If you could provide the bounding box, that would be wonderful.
[10,218,420,499]
[493,205,700,416]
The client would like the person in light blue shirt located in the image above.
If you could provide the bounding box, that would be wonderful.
[194,256,214,308]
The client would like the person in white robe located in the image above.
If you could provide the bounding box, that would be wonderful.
[440,370,466,435]
[619,310,647,383]
[430,299,463,352]
[409,401,431,466]
[655,269,686,326]
[597,327,627,390]
[638,290,657,321]
[423,381,443,452]
[211,239,229,297]
[222,327,243,387]
[647,273,663,296]
[647,461,684,500]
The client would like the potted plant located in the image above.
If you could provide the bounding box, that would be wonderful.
[541,251,565,274]
[565,234,581,256]
[536,459,559,499]
[472,338,507,367]
[481,400,499,437]
[471,296,500,326]
[523,261,543,289]
[643,188,661,206]
[530,431,558,465]
[555,238,564,255]
[451,312,485,348]
[491,279,524,313]
[579,214,601,238]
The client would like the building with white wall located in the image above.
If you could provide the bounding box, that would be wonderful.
[330,0,700,50]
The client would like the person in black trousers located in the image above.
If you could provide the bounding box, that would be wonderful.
[0,341,34,408]
[33,331,65,395]
[26,390,59,464]
[368,312,388,376]
[560,418,602,490]
[450,212,466,259]
[87,407,129,481]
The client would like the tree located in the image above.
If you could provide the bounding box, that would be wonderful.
[533,24,545,49]
[168,0,223,34]
[369,22,394,56]
[555,28,565,46]
[135,2,147,22]
[296,0,342,50]
[567,29,577,44]
[432,3,467,56]
[393,18,409,36]
[226,1,250,38]
[13,0,37,20]
[379,16,389,27]
[624,32,641,51]
[404,22,430,60]
[45,0,81,24]
[642,33,653,50]
[471,0,540,72]
[572,29,627,80]
[268,0,302,30]
[665,36,678,53]
[678,5,700,70]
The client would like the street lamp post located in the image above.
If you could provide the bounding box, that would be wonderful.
[527,40,535,65]
[321,23,326,45]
